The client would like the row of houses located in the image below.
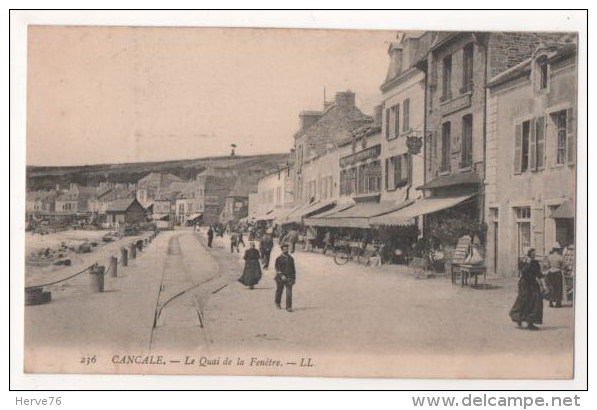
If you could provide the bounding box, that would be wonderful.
[249,31,577,277]
[26,166,254,227]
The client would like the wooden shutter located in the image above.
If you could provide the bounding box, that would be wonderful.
[532,206,545,259]
[529,119,537,171]
[384,158,389,190]
[403,99,410,132]
[385,108,390,139]
[395,156,401,187]
[567,107,575,164]
[394,104,400,137]
[514,123,522,174]
[536,116,545,169]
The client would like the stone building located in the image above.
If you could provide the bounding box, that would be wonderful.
[137,172,182,201]
[415,31,568,249]
[219,181,250,224]
[249,162,295,222]
[485,39,577,276]
[293,90,373,205]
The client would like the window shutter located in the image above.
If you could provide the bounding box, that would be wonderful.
[385,108,390,139]
[567,107,575,164]
[514,123,522,174]
[394,104,400,137]
[403,99,410,132]
[532,206,545,258]
[395,156,401,184]
[536,116,545,170]
[385,158,389,190]
[529,118,537,171]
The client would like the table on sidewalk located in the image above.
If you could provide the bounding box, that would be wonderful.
[459,264,487,288]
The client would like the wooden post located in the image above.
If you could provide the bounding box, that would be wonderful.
[121,247,128,267]
[89,264,105,293]
[111,255,118,277]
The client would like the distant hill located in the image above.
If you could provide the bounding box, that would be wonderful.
[26,153,291,191]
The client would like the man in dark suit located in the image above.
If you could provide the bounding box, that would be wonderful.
[274,243,296,312]
[207,226,214,248]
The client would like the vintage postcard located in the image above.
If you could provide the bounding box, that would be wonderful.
[20,21,581,380]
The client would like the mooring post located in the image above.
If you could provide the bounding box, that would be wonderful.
[121,247,128,267]
[89,264,105,293]
[111,255,118,277]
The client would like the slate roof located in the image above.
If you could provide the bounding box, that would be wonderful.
[487,42,577,88]
[106,198,144,213]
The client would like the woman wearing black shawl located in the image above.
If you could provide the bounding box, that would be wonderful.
[238,242,262,289]
[509,248,546,330]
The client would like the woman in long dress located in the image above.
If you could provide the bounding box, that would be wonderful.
[545,243,565,308]
[238,242,262,289]
[509,248,546,330]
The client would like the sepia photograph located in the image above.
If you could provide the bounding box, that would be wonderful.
[13,11,585,385]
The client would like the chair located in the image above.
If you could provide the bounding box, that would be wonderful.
[450,235,473,284]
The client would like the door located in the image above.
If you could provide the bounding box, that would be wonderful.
[493,221,499,274]
[517,222,531,260]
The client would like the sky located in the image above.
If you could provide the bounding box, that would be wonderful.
[26,26,395,166]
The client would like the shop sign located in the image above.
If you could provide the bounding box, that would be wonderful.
[340,144,381,167]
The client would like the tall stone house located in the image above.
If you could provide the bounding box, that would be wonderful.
[293,90,373,205]
[415,31,570,247]
[485,38,577,276]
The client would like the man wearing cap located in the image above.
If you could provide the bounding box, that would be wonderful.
[274,243,296,312]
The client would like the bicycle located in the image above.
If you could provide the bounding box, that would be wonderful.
[334,244,370,266]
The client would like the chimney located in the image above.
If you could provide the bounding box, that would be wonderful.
[299,111,323,130]
[335,91,355,108]
[373,104,383,125]
[386,42,404,80]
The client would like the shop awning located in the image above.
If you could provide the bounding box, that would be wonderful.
[187,213,203,221]
[369,213,415,226]
[253,209,275,221]
[277,200,336,225]
[380,194,475,219]
[417,172,481,190]
[269,206,298,221]
[304,200,411,228]
[550,199,575,219]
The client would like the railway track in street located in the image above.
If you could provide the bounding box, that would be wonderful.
[148,232,224,351]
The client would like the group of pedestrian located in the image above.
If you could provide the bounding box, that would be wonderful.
[509,243,569,331]
[232,228,296,312]
[229,229,246,253]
